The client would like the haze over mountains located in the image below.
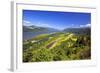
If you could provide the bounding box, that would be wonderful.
[23,25,60,32]
[23,25,60,40]
[23,25,90,40]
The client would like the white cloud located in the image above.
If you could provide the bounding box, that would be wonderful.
[23,20,31,24]
[85,24,91,27]
[36,22,52,28]
[80,24,91,27]
[23,20,34,26]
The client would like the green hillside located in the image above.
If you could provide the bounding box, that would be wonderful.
[23,32,91,62]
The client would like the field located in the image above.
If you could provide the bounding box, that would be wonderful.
[23,32,91,62]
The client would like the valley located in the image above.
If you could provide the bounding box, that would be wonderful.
[23,29,91,62]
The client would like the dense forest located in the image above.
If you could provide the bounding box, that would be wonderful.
[23,30,91,62]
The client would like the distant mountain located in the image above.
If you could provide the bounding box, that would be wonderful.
[23,25,60,33]
[23,25,37,32]
[23,25,91,40]
[63,27,91,35]
[23,25,60,40]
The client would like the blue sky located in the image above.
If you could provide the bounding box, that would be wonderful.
[23,10,91,30]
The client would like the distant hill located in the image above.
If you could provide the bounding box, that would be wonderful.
[23,25,38,32]
[63,27,91,35]
[23,25,60,40]
[23,25,60,33]
[23,25,91,40]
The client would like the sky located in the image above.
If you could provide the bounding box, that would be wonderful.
[23,10,91,30]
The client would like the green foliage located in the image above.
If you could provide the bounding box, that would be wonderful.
[23,50,33,62]
[23,32,91,62]
[31,48,53,62]
[50,47,68,61]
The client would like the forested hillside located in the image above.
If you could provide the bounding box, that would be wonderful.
[23,31,91,62]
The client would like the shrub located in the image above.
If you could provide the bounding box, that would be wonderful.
[31,48,53,62]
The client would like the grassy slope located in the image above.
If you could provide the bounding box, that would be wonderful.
[23,32,91,62]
